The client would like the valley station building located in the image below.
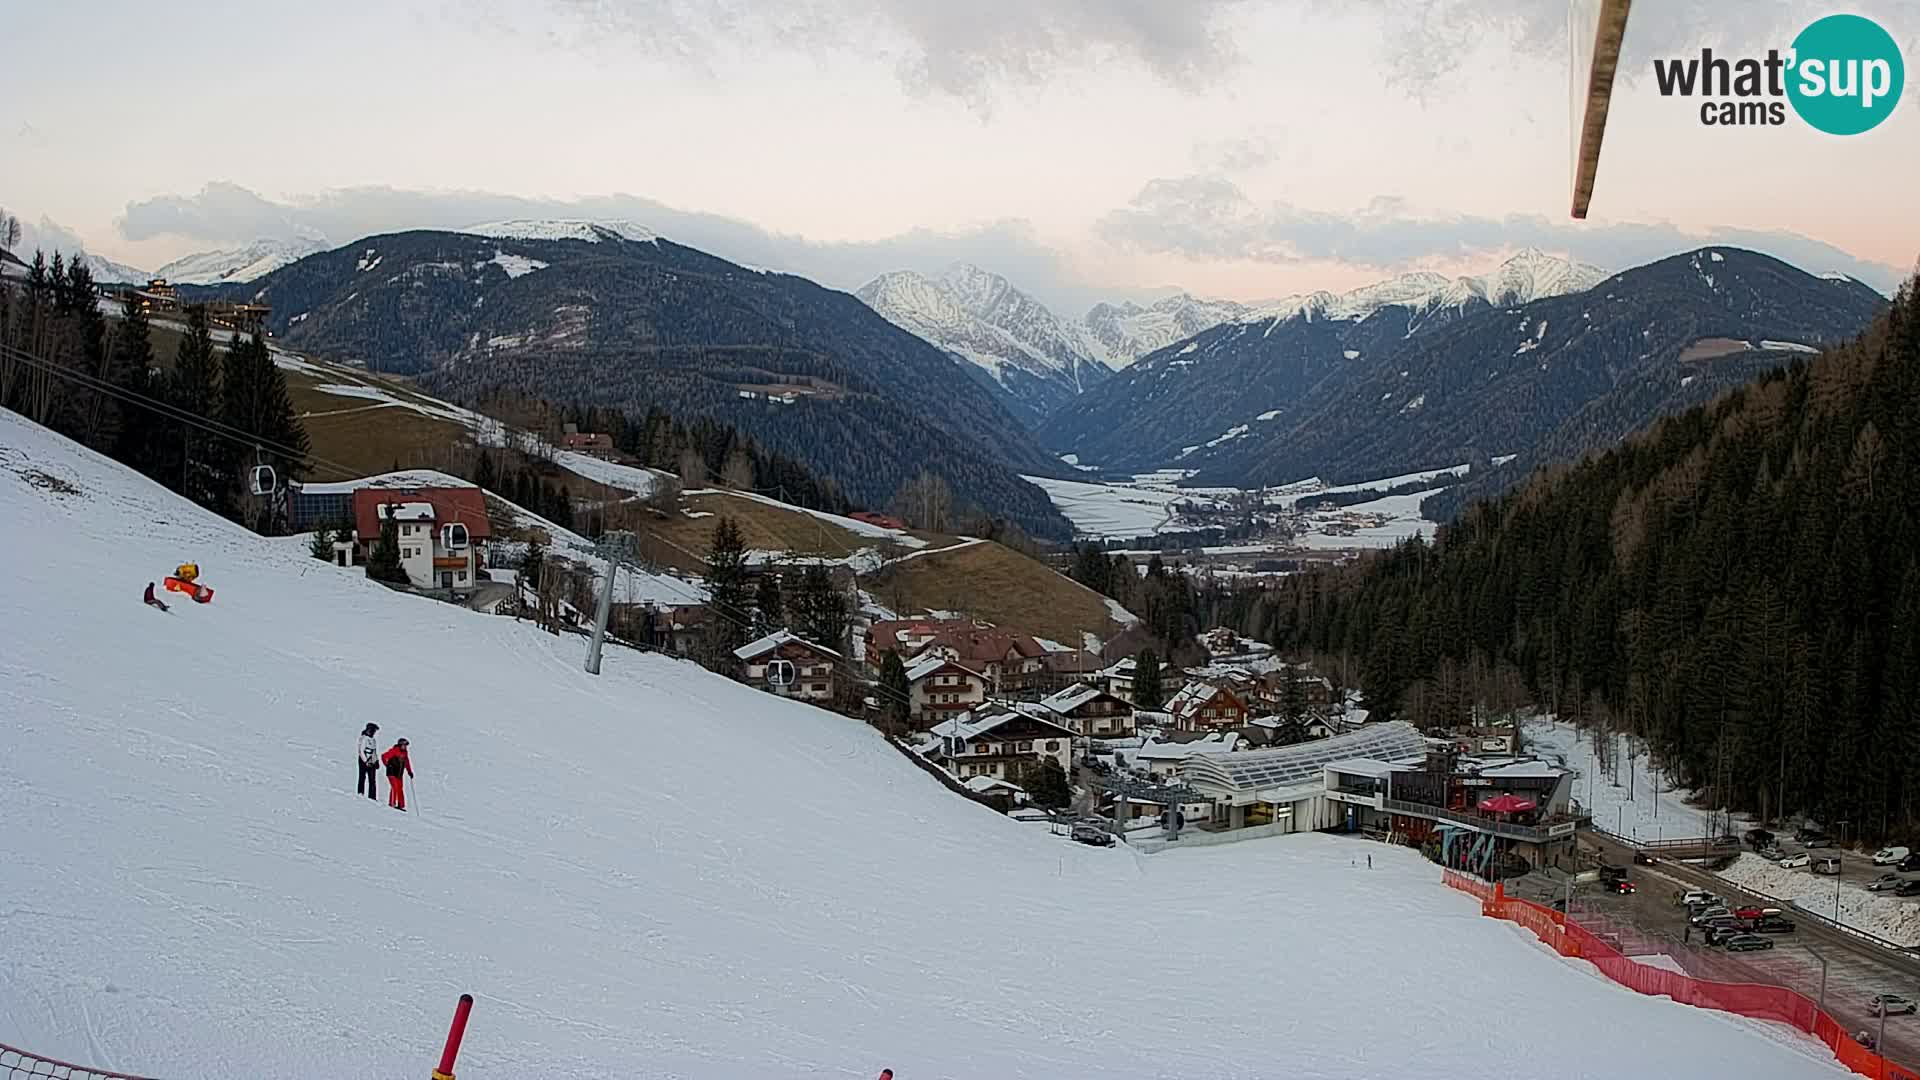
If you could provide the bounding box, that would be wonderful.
[1172,721,1582,870]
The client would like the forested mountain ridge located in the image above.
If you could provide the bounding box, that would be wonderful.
[1257,271,1920,839]
[1045,249,1884,503]
[195,228,1072,538]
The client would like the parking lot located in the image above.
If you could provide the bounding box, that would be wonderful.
[1541,834,1920,1067]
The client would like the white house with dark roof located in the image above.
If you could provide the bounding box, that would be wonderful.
[734,629,841,702]
[929,707,1075,782]
[905,655,990,727]
[1039,682,1136,738]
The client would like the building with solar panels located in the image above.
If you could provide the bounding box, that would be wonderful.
[1180,721,1430,836]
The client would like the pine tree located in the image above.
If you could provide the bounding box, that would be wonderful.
[366,508,407,584]
[475,449,497,491]
[310,524,335,561]
[1280,662,1307,723]
[522,538,545,591]
[1134,649,1165,710]
[753,567,785,635]
[1022,757,1072,810]
[217,331,308,532]
[108,292,161,477]
[702,516,752,667]
[171,305,225,513]
[799,564,848,651]
[879,650,912,734]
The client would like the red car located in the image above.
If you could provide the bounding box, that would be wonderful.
[1733,905,1783,920]
[1609,879,1636,895]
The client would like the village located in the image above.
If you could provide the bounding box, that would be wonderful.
[282,461,1586,881]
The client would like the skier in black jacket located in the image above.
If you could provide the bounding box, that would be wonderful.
[357,723,381,800]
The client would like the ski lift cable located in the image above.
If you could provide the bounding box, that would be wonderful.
[0,342,366,480]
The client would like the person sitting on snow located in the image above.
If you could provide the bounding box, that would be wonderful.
[382,738,414,811]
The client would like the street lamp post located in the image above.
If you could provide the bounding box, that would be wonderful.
[1805,943,1829,1016]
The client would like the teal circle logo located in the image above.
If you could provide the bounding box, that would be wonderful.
[1787,14,1904,135]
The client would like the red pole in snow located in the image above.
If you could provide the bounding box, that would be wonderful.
[432,993,474,1080]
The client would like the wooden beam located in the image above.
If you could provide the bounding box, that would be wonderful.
[1571,0,1633,220]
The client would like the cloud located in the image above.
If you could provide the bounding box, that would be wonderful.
[531,0,1245,105]
[17,215,93,259]
[111,182,1135,315]
[1193,135,1288,173]
[1096,173,1908,291]
[1350,0,1918,100]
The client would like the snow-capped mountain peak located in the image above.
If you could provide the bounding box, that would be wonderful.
[857,265,1109,424]
[1084,293,1252,369]
[155,238,327,285]
[460,219,660,245]
[1242,251,1608,330]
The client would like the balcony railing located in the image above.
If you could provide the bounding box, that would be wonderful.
[1381,798,1587,843]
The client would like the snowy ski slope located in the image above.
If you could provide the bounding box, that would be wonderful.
[0,410,1848,1079]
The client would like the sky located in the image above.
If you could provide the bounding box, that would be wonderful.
[4,0,1916,313]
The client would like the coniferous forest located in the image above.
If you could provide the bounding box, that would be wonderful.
[1256,273,1920,840]
[0,251,308,533]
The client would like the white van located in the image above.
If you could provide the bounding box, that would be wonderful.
[1874,846,1911,865]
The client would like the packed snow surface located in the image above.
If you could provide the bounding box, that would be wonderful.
[1715,854,1920,947]
[0,410,1851,1079]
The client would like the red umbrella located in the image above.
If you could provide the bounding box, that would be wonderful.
[1479,794,1537,814]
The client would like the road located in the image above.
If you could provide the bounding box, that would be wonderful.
[1574,832,1920,1068]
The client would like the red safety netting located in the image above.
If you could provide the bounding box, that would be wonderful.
[1442,872,1920,1080]
[1,1044,158,1080]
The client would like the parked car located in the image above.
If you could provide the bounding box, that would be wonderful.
[1803,833,1834,848]
[1759,845,1788,861]
[1813,856,1843,875]
[1725,933,1776,952]
[1900,853,1920,873]
[1896,880,1920,898]
[1746,828,1776,848]
[1779,853,1812,869]
[1874,846,1912,865]
[1733,906,1783,920]
[1871,994,1919,1016]
[1869,873,1903,892]
[1069,822,1115,847]
[1706,923,1751,946]
[1795,826,1822,842]
[1632,851,1658,865]
[1681,889,1720,907]
[1753,917,1797,934]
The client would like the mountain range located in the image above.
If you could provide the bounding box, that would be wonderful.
[1047,248,1885,499]
[191,224,1075,538]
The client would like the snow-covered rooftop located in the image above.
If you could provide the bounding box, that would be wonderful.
[732,629,841,662]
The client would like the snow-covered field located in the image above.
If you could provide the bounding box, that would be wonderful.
[1026,465,1475,549]
[0,411,1850,1079]
[1715,855,1920,946]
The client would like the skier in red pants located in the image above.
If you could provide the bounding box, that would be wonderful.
[381,739,413,811]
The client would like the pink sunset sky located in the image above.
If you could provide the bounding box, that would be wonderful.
[4,0,1915,311]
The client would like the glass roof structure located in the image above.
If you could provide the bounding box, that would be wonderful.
[1184,721,1426,802]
